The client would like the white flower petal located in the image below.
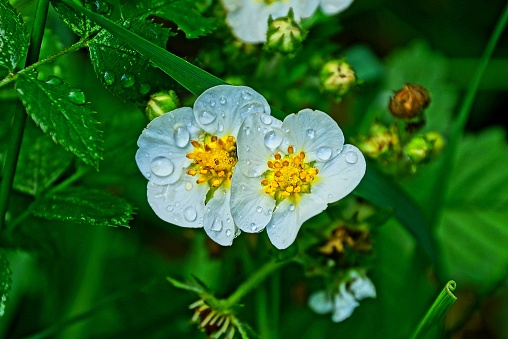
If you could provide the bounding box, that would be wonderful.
[308,291,334,314]
[331,285,359,322]
[230,169,275,233]
[281,109,344,163]
[291,0,320,18]
[350,275,376,300]
[312,144,366,203]
[136,107,201,185]
[147,179,207,228]
[193,85,270,137]
[236,112,283,178]
[203,188,237,246]
[319,0,354,15]
[267,194,327,249]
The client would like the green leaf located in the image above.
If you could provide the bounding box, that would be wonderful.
[51,0,110,37]
[33,187,134,227]
[355,162,437,263]
[60,0,225,96]
[437,128,508,290]
[410,280,457,339]
[119,0,217,38]
[0,251,11,318]
[89,17,176,102]
[0,0,29,72]
[15,72,103,169]
[13,123,73,196]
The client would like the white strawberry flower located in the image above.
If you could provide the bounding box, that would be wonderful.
[222,0,355,43]
[136,85,270,246]
[231,109,365,249]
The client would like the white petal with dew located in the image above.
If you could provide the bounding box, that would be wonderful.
[312,144,366,203]
[319,0,354,15]
[193,85,270,137]
[281,109,344,163]
[350,275,376,300]
[308,291,334,314]
[136,107,201,185]
[236,112,283,178]
[203,188,237,246]
[147,179,207,228]
[230,170,275,233]
[267,194,327,249]
[331,285,359,322]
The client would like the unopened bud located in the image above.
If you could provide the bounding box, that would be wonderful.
[320,59,357,100]
[358,123,399,158]
[425,131,445,156]
[145,90,180,120]
[265,10,304,54]
[404,136,431,163]
[389,83,430,119]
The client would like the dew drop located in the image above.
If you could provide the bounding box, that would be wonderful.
[284,128,290,133]
[185,181,193,191]
[316,146,332,161]
[16,88,24,95]
[209,100,216,107]
[227,218,231,223]
[306,129,315,138]
[345,151,358,164]
[263,130,283,148]
[225,229,232,237]
[250,223,257,231]
[150,156,174,177]
[218,122,224,132]
[256,206,262,213]
[174,127,190,147]
[260,113,272,125]
[241,184,245,190]
[156,129,162,134]
[46,76,63,85]
[243,126,251,135]
[145,172,151,178]
[328,194,333,199]
[166,205,174,212]
[68,90,86,105]
[198,110,217,125]
[139,82,151,95]
[103,71,115,85]
[211,214,223,231]
[120,73,135,88]
[242,91,253,100]
[289,204,295,211]
[122,20,131,28]
[184,207,197,222]
[245,146,250,151]
[219,96,227,104]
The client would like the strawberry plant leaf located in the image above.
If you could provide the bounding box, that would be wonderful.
[0,1,29,72]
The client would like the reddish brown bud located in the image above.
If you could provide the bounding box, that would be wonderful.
[389,83,430,119]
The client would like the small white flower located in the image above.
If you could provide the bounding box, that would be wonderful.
[136,85,270,246]
[231,109,365,249]
[309,271,376,322]
[222,0,354,43]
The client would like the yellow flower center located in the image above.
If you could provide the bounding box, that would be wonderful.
[186,135,237,190]
[261,145,318,204]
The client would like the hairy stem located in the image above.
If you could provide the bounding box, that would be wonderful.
[0,0,51,231]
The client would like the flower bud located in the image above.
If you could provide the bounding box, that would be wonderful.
[358,123,399,159]
[145,90,180,121]
[425,131,445,156]
[403,135,432,163]
[320,59,357,100]
[265,10,304,54]
[389,83,430,119]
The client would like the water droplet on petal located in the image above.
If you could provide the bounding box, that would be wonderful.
[211,214,223,231]
[264,130,283,148]
[245,146,250,151]
[328,194,333,199]
[68,90,86,105]
[184,207,197,221]
[242,91,253,100]
[307,129,315,138]
[219,96,227,104]
[166,205,174,212]
[120,73,135,88]
[256,206,262,213]
[145,172,151,178]
[243,126,251,135]
[316,146,332,161]
[209,100,216,107]
[103,71,115,85]
[241,184,245,190]
[250,223,257,231]
[150,156,174,177]
[174,127,190,147]
[198,110,217,125]
[284,128,290,133]
[185,181,193,191]
[225,229,232,237]
[345,151,358,164]
[218,122,224,132]
[289,204,295,211]
[260,114,272,125]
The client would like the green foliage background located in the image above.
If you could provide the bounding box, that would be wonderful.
[1,0,508,338]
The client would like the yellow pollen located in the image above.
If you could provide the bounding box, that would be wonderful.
[261,145,318,205]
[186,134,237,189]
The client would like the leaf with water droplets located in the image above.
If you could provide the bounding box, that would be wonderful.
[51,0,109,37]
[0,1,29,72]
[119,0,217,38]
[89,17,176,102]
[33,187,134,227]
[0,251,11,319]
[15,72,103,169]
[13,123,73,196]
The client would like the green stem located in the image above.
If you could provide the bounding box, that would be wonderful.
[0,38,91,89]
[256,285,272,339]
[429,2,508,226]
[0,0,51,231]
[222,259,289,309]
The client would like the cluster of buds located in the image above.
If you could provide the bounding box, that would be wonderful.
[320,59,357,101]
[265,10,304,55]
[145,90,180,121]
